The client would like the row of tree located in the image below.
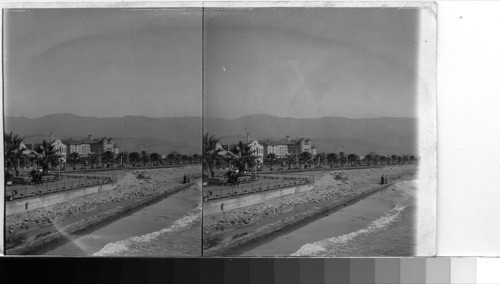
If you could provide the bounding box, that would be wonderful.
[202,133,419,176]
[4,132,201,177]
[263,151,418,170]
[66,150,201,169]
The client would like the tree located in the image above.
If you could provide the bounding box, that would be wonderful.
[181,154,191,164]
[265,153,277,171]
[285,154,296,170]
[326,153,338,167]
[391,155,398,165]
[230,141,256,173]
[4,132,25,176]
[192,153,201,164]
[402,154,410,164]
[379,155,387,165]
[339,152,347,167]
[88,153,99,169]
[141,151,149,166]
[409,155,416,164]
[167,152,176,164]
[150,153,161,165]
[203,133,223,177]
[316,152,326,166]
[175,152,183,164]
[365,152,375,166]
[129,152,140,166]
[69,152,80,170]
[347,153,359,167]
[102,151,115,167]
[117,152,127,166]
[299,152,313,169]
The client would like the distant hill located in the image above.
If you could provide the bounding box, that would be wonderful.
[5,113,417,155]
[4,113,201,154]
[204,114,417,155]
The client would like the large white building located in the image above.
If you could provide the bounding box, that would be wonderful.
[261,136,316,158]
[262,142,289,158]
[64,135,119,158]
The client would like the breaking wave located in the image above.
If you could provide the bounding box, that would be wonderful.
[291,201,407,257]
[94,202,201,256]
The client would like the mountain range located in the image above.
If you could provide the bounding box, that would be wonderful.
[4,113,417,155]
[204,114,417,155]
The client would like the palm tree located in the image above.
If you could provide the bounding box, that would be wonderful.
[129,152,140,166]
[347,153,359,167]
[316,152,326,167]
[326,153,338,168]
[285,154,296,170]
[4,131,25,172]
[69,152,80,170]
[299,152,313,169]
[102,151,115,167]
[390,155,398,165]
[36,141,62,173]
[181,154,191,164]
[167,152,176,165]
[203,133,223,177]
[175,152,183,164]
[409,155,416,164]
[192,153,201,164]
[88,153,99,169]
[141,151,150,166]
[230,140,256,174]
[339,151,347,167]
[365,152,375,166]
[265,153,277,171]
[150,152,161,166]
[402,154,410,164]
[379,155,387,165]
[117,152,127,166]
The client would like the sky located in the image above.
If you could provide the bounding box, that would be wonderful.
[4,8,202,118]
[4,8,419,120]
[204,8,420,119]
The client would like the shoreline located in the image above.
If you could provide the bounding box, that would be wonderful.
[203,166,416,256]
[6,166,201,255]
[7,182,198,255]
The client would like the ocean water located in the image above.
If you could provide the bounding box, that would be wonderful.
[36,182,202,256]
[239,180,418,257]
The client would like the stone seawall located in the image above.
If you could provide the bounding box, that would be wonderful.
[6,184,117,216]
[204,183,393,256]
[203,184,314,215]
[7,182,196,255]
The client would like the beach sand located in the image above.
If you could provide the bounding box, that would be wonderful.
[5,165,201,254]
[202,165,416,253]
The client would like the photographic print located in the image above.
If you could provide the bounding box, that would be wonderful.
[3,8,203,256]
[202,6,436,257]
